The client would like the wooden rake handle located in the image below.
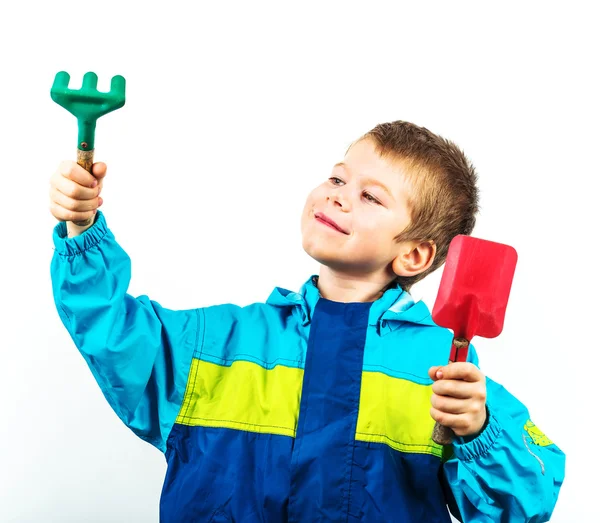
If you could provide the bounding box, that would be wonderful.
[431,337,470,445]
[70,148,96,227]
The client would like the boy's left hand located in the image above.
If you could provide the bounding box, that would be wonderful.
[428,363,487,438]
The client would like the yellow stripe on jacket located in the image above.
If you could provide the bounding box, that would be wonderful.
[176,360,443,458]
[176,359,303,437]
[356,371,443,458]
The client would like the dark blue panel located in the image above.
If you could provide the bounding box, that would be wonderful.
[159,297,456,522]
[349,441,452,522]
[288,298,372,522]
[161,425,293,522]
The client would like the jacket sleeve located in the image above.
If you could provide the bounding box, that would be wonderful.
[442,348,566,522]
[50,211,201,452]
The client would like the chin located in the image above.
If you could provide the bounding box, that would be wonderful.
[302,240,333,266]
[301,237,321,262]
[302,243,365,273]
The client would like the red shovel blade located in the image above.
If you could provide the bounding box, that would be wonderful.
[432,235,518,343]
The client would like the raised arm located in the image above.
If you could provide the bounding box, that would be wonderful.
[50,162,200,452]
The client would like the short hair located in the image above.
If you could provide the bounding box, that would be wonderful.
[358,120,479,292]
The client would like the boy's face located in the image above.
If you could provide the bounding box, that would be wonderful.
[301,138,414,280]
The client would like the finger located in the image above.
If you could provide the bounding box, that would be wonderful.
[49,200,97,223]
[430,408,471,434]
[53,169,100,201]
[92,162,107,180]
[435,377,486,401]
[58,160,99,188]
[432,380,475,399]
[434,362,483,383]
[50,187,101,213]
[428,366,443,381]
[431,393,469,414]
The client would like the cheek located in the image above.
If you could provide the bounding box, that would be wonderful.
[301,195,316,230]
[360,212,387,233]
[358,215,395,246]
[301,198,313,221]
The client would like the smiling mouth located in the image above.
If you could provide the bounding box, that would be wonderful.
[314,212,349,234]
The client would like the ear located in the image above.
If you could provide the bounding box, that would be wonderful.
[392,240,436,278]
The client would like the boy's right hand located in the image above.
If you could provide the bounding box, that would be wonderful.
[49,161,106,235]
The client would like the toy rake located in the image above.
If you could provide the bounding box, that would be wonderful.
[50,71,126,225]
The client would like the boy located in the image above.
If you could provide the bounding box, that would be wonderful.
[49,121,565,522]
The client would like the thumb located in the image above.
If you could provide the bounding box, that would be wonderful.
[92,162,108,180]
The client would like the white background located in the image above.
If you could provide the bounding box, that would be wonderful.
[1,1,597,521]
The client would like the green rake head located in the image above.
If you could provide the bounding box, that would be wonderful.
[51,71,126,150]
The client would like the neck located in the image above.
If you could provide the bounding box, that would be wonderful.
[315,266,396,303]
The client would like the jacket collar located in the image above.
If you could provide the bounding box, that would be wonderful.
[266,274,437,334]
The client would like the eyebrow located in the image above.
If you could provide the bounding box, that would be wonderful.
[333,162,395,201]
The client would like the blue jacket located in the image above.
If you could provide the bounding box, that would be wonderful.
[51,212,565,522]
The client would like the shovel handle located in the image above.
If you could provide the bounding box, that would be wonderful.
[431,337,470,446]
[432,422,454,446]
[70,148,96,227]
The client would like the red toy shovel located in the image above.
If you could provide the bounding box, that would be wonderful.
[431,235,518,445]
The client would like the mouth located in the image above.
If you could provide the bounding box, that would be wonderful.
[314,212,349,235]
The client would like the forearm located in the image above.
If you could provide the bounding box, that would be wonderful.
[443,379,565,522]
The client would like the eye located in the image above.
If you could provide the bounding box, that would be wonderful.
[329,176,344,185]
[363,192,381,205]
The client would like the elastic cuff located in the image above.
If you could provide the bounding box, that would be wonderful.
[452,409,503,462]
[52,211,108,257]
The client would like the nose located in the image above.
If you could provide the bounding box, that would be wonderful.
[327,186,351,211]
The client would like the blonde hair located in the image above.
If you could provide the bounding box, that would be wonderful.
[359,120,479,291]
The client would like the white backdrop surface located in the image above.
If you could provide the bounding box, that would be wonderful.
[0,1,597,521]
